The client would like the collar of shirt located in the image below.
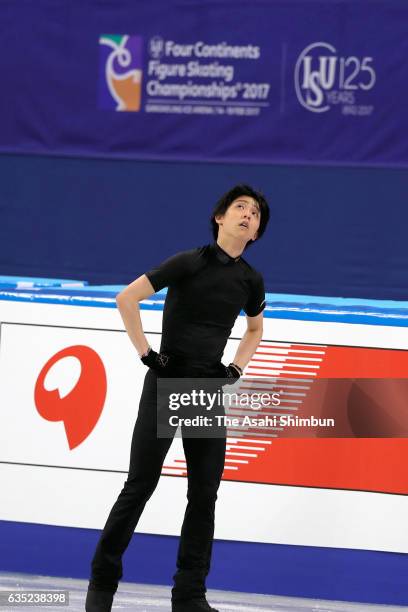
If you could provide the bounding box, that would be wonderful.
[211,241,241,265]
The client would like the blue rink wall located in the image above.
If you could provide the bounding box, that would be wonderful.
[1,154,408,300]
[0,521,407,606]
[0,284,408,606]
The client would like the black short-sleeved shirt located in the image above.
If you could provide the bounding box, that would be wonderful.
[145,242,265,365]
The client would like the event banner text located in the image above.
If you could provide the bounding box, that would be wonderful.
[1,0,407,166]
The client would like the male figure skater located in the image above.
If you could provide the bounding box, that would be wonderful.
[86,184,270,612]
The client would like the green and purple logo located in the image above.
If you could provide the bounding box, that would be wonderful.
[98,35,143,111]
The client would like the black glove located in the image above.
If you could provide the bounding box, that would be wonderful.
[217,362,242,384]
[141,348,172,373]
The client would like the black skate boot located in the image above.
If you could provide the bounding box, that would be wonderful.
[172,597,219,612]
[85,589,114,612]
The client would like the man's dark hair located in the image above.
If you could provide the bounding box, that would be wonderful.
[210,184,270,248]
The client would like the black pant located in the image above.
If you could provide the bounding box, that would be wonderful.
[89,367,226,601]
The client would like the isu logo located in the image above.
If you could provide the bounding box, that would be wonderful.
[34,346,107,450]
[149,36,164,59]
[294,41,376,113]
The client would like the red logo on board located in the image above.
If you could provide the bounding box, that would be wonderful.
[34,345,107,450]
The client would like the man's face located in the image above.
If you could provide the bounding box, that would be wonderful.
[216,196,261,243]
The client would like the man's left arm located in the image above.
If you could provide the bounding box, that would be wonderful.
[231,312,263,373]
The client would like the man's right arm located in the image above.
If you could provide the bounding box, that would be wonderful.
[115,274,156,356]
[117,248,201,359]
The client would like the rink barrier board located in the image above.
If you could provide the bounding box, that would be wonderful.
[0,520,407,606]
[1,286,407,604]
[1,287,408,326]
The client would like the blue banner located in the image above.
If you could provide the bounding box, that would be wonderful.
[1,0,407,166]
